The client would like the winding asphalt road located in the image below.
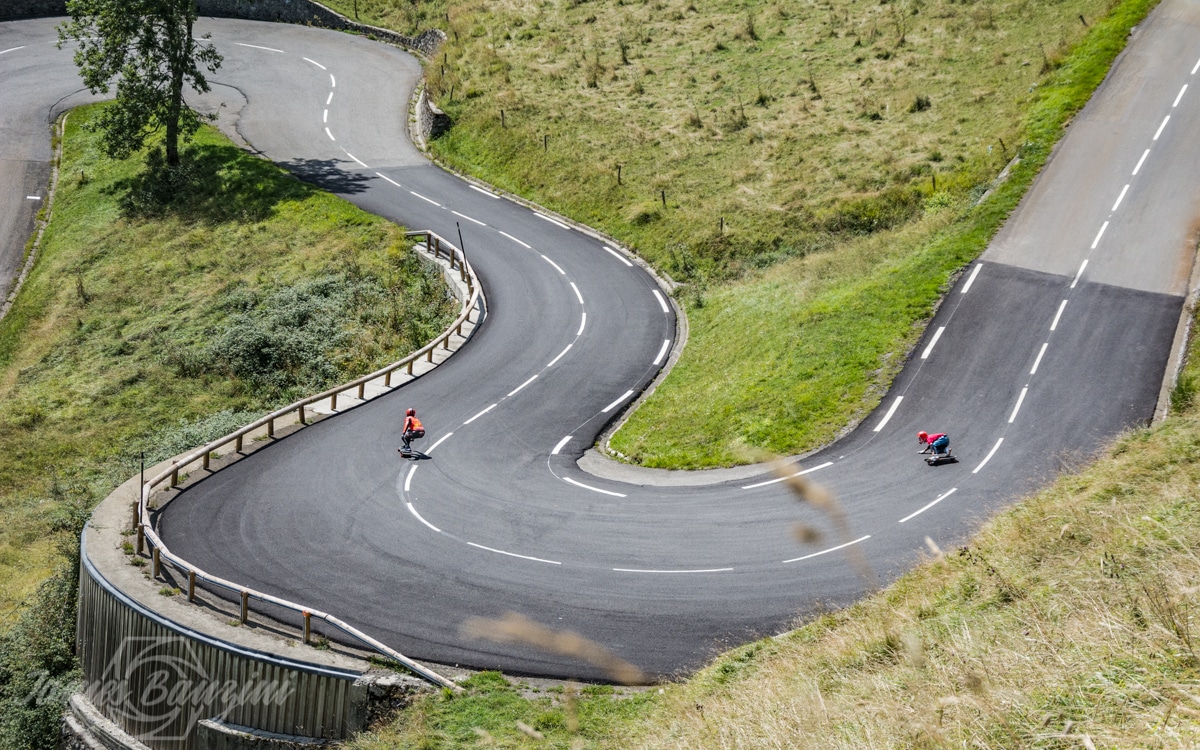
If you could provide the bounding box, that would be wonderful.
[3,1,1199,681]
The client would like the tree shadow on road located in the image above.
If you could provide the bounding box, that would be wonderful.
[111,144,371,225]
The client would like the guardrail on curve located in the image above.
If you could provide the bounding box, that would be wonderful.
[133,230,480,692]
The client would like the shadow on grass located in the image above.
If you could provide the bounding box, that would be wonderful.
[113,144,372,224]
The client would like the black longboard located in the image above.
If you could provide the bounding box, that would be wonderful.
[397,447,426,460]
[924,452,957,466]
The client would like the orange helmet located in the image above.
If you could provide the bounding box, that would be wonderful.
[406,408,416,417]
[917,431,928,442]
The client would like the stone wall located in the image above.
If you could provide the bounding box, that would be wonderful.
[0,0,446,59]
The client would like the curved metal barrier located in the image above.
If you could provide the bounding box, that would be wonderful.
[133,230,480,691]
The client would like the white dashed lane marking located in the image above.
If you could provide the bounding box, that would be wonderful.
[973,438,1004,474]
[551,436,572,455]
[920,326,945,360]
[873,396,903,432]
[653,339,671,366]
[898,488,957,524]
[652,290,669,313]
[603,245,633,266]
[467,542,561,565]
[782,535,870,564]
[601,390,634,413]
[960,263,982,294]
[564,477,626,498]
[534,212,570,230]
[742,461,833,490]
[410,191,440,207]
[499,231,531,248]
[304,57,327,69]
[469,184,500,199]
[236,43,283,53]
[452,210,485,226]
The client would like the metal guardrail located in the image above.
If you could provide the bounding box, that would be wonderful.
[134,230,480,691]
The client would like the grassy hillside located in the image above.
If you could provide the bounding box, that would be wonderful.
[0,103,456,621]
[326,0,1158,467]
[348,314,1200,748]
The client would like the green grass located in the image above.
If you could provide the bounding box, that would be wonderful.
[0,103,456,618]
[348,290,1200,750]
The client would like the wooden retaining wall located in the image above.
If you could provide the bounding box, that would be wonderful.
[78,529,369,749]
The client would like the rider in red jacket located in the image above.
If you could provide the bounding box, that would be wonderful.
[917,431,950,456]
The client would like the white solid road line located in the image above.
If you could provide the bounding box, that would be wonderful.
[1112,184,1130,211]
[375,172,402,187]
[652,289,669,313]
[236,42,283,53]
[960,263,982,294]
[427,432,453,453]
[1030,342,1049,375]
[1154,115,1170,140]
[564,476,627,498]
[406,502,441,533]
[873,396,903,432]
[613,567,734,574]
[742,461,834,490]
[404,465,417,492]
[1071,258,1088,289]
[547,344,572,367]
[467,542,561,565]
[570,282,584,305]
[303,57,326,69]
[507,374,538,398]
[577,313,586,336]
[601,389,635,413]
[0,47,27,55]
[783,535,871,564]
[541,254,566,274]
[552,436,572,455]
[1133,149,1150,175]
[653,339,671,366]
[452,210,485,226]
[410,190,440,206]
[534,212,570,230]
[1008,386,1029,424]
[463,403,497,425]
[499,231,531,248]
[920,326,946,360]
[898,488,958,524]
[1051,300,1068,331]
[1090,222,1108,250]
[973,437,1004,474]
[1174,84,1188,108]
[469,184,500,198]
[603,245,633,266]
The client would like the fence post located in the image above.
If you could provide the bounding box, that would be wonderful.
[137,524,145,555]
[152,547,160,579]
[268,418,275,438]
[241,591,249,624]
[358,382,365,399]
[385,370,393,387]
[331,392,338,411]
[170,464,179,487]
[203,451,211,470]
[235,434,243,452]
[188,571,196,602]
[299,405,306,424]
[407,360,414,375]
[303,611,311,644]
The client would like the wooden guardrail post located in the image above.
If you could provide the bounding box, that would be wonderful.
[358,382,365,399]
[299,405,306,424]
[268,418,275,438]
[188,570,196,602]
[407,360,414,375]
[331,392,338,411]
[170,464,179,487]
[303,611,311,644]
[152,547,160,578]
[136,524,145,555]
[203,451,211,470]
[241,591,249,624]
[235,434,243,452]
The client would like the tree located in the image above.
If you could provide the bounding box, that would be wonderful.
[58,0,222,167]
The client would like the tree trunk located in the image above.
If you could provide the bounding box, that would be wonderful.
[165,5,191,167]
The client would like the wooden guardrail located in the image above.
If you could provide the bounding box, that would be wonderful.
[133,230,480,691]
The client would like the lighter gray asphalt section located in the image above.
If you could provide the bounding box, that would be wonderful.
[984,0,1200,295]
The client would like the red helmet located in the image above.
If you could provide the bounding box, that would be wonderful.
[406,408,415,417]
[917,431,928,442]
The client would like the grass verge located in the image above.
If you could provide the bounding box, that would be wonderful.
[0,103,456,747]
[347,274,1200,750]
